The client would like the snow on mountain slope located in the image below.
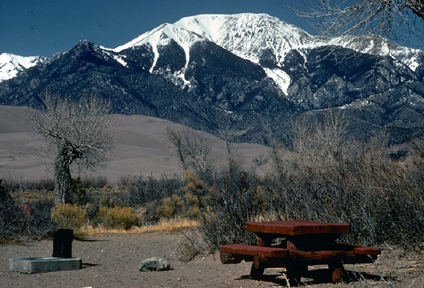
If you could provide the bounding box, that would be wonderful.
[0,53,44,82]
[115,13,422,71]
[112,13,318,92]
[114,22,206,84]
[328,35,423,71]
[177,13,315,65]
[115,13,315,66]
[112,13,422,93]
[263,67,291,94]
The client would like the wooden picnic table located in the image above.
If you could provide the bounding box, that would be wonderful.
[220,220,381,286]
[246,220,350,249]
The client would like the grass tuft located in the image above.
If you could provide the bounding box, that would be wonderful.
[80,218,198,235]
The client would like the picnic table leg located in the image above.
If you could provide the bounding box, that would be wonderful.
[329,260,346,283]
[255,233,272,246]
[250,263,265,279]
[250,253,266,279]
[286,263,307,286]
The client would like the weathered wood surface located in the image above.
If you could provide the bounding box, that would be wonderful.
[246,220,351,236]
[219,244,289,259]
[220,244,380,265]
[353,246,381,255]
[289,249,378,265]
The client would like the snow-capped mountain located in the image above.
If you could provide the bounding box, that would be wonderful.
[111,13,315,93]
[1,13,424,145]
[116,13,422,67]
[0,53,45,82]
[112,13,423,94]
[115,14,314,64]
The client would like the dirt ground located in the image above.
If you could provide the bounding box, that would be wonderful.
[1,232,424,288]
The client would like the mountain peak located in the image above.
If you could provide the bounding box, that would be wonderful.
[0,53,44,82]
[114,13,422,71]
[114,13,314,65]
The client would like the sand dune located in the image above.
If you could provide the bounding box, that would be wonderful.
[0,106,269,182]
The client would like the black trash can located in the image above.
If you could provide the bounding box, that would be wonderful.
[52,229,74,258]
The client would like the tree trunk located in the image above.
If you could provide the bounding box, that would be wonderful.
[54,146,72,205]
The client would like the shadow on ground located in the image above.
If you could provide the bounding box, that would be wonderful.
[234,268,390,286]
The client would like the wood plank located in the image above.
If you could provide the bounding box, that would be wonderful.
[246,220,350,236]
[290,249,355,261]
[353,246,381,255]
[333,242,381,256]
[219,244,289,258]
[289,249,377,265]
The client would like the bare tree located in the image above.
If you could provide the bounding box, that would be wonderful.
[165,126,213,181]
[292,0,424,45]
[315,107,351,159]
[289,108,351,167]
[29,95,114,205]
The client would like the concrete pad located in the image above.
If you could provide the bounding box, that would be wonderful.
[9,257,82,274]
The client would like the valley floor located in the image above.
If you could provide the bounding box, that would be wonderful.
[1,232,423,288]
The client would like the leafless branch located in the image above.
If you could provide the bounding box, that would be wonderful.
[291,0,424,46]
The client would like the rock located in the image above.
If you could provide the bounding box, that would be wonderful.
[139,257,170,272]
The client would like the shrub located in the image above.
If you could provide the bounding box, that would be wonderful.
[1,178,54,193]
[52,204,86,231]
[10,189,54,203]
[155,171,214,220]
[69,177,88,205]
[84,203,99,224]
[127,174,182,206]
[81,175,109,188]
[1,180,56,240]
[0,193,25,240]
[25,198,57,238]
[99,194,125,208]
[97,207,140,230]
[155,194,183,219]
[178,231,208,262]
[195,182,260,250]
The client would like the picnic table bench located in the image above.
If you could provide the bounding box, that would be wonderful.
[220,220,381,285]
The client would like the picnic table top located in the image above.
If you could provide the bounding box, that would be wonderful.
[245,220,351,236]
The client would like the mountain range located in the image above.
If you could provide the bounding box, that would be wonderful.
[1,13,424,145]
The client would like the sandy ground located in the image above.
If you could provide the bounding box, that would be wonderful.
[1,232,424,288]
[0,105,270,182]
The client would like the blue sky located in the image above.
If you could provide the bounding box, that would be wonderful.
[0,0,314,57]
